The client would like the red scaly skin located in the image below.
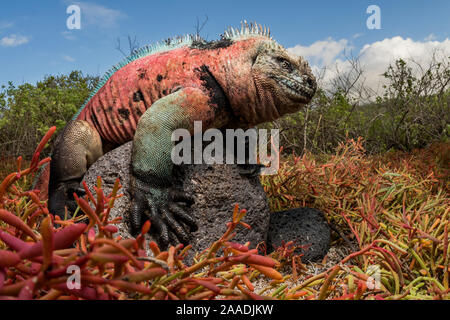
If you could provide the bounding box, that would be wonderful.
[77,38,264,146]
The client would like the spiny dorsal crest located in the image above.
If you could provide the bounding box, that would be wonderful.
[223,20,272,41]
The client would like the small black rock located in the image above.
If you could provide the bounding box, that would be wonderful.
[267,207,330,262]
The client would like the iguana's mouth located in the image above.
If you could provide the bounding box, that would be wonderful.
[276,75,316,103]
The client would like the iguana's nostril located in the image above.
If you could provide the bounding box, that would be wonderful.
[305,77,316,92]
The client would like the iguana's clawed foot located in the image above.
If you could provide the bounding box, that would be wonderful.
[67,185,86,212]
[237,163,265,177]
[48,181,85,219]
[130,180,196,249]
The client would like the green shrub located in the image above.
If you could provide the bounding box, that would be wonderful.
[0,71,99,159]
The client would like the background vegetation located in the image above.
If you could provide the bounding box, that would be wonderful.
[0,71,99,160]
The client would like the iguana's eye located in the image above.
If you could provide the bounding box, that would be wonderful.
[277,57,293,72]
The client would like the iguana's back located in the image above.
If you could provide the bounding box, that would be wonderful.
[76,37,260,145]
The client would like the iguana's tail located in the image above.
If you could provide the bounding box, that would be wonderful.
[31,162,50,200]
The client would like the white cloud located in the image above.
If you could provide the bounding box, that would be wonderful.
[288,37,351,67]
[424,33,437,41]
[288,36,450,96]
[74,2,126,29]
[62,55,76,62]
[0,34,29,47]
[358,36,450,92]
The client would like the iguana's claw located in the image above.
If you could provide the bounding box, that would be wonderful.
[129,188,146,235]
[66,185,86,212]
[237,163,265,177]
[169,189,195,206]
[49,181,86,219]
[129,182,196,249]
[235,132,265,177]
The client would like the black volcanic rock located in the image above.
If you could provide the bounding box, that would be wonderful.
[267,207,330,262]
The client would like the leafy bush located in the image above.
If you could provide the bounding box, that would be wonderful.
[0,71,99,159]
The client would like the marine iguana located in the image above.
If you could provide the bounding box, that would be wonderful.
[47,22,317,247]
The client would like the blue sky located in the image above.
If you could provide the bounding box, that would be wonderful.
[1,0,449,88]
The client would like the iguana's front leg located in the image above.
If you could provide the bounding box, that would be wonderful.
[130,87,215,248]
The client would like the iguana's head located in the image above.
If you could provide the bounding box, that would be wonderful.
[214,23,317,126]
[251,40,317,119]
